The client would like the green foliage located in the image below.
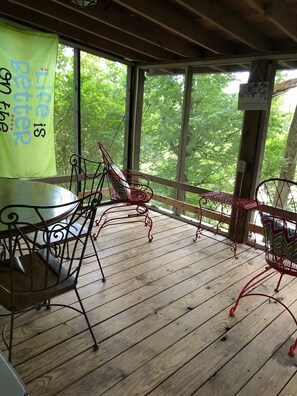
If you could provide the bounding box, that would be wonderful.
[141,71,245,201]
[80,52,127,165]
[261,71,296,180]
[54,45,75,175]
[186,73,243,194]
[140,74,184,183]
[140,70,295,206]
[54,45,128,175]
[54,46,295,206]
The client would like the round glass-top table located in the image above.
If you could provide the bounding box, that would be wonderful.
[0,179,77,237]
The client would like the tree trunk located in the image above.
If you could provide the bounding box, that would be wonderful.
[276,104,297,204]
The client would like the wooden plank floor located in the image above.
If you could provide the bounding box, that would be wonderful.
[2,206,297,395]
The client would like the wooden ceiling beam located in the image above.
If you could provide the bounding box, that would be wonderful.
[175,0,271,51]
[244,0,297,42]
[278,60,297,69]
[2,0,297,69]
[52,0,202,59]
[266,0,297,41]
[0,2,152,62]
[113,0,234,54]
[6,0,178,60]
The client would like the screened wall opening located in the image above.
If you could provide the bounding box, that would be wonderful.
[184,71,249,226]
[261,68,297,182]
[139,71,186,213]
[138,66,250,231]
[80,51,128,167]
[54,44,75,176]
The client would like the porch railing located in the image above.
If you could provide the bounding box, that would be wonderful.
[25,171,262,239]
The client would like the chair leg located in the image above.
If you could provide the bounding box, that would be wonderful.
[93,217,106,241]
[90,237,106,282]
[233,291,297,356]
[93,207,110,241]
[275,273,284,292]
[94,204,154,242]
[229,268,297,357]
[8,311,15,363]
[144,213,153,242]
[75,288,99,351]
[289,338,297,357]
[229,266,276,317]
[252,293,297,357]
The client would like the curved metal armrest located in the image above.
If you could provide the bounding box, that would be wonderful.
[121,169,153,199]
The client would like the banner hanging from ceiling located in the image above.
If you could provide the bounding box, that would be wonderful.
[0,22,58,178]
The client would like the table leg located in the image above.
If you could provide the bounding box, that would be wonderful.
[230,207,239,259]
[193,197,205,242]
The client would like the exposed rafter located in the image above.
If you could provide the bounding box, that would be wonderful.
[1,0,297,73]
[113,0,234,54]
[52,0,202,58]
[6,0,178,60]
[244,0,297,41]
[266,0,297,41]
[0,1,149,62]
[175,0,271,51]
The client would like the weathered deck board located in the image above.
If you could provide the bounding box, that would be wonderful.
[2,207,297,396]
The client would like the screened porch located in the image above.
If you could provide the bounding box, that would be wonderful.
[2,1,297,395]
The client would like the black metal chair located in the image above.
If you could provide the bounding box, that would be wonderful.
[66,154,108,281]
[230,178,297,357]
[93,141,154,242]
[0,192,101,362]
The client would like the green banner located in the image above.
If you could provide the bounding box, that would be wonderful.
[0,23,58,178]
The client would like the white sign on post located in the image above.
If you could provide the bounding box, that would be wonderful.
[238,82,269,110]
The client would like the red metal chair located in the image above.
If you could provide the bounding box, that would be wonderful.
[93,141,153,242]
[229,178,297,356]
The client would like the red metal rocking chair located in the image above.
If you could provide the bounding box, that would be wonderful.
[229,178,297,356]
[93,141,153,242]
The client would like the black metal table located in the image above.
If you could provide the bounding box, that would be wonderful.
[0,179,76,237]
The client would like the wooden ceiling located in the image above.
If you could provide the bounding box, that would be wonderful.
[2,0,297,73]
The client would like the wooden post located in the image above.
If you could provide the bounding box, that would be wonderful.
[128,67,145,171]
[230,59,277,242]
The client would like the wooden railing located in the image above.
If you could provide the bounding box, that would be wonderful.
[23,172,263,237]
